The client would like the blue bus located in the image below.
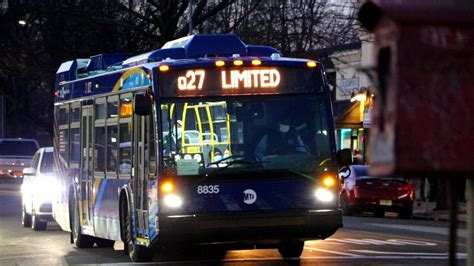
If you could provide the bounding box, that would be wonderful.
[53,34,345,262]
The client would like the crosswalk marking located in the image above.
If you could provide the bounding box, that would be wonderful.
[319,238,437,246]
[304,247,362,257]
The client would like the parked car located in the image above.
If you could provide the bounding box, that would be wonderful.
[338,165,414,219]
[0,138,39,184]
[21,147,56,230]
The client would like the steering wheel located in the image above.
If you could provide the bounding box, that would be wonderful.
[271,144,308,155]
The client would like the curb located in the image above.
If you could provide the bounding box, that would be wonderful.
[412,213,466,223]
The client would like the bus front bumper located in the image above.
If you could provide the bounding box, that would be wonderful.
[158,209,342,244]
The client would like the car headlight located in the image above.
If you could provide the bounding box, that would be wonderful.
[315,188,335,202]
[35,178,58,201]
[164,194,183,208]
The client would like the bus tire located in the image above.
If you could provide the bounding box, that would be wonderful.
[340,194,352,216]
[32,212,47,231]
[278,240,304,258]
[120,196,153,262]
[22,207,32,227]
[70,194,94,248]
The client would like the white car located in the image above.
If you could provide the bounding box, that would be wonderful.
[0,138,39,183]
[21,147,56,230]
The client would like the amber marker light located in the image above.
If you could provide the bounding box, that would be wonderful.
[251,59,262,66]
[307,61,317,68]
[160,181,174,193]
[322,176,336,187]
[215,60,225,67]
[233,60,243,66]
[159,65,170,72]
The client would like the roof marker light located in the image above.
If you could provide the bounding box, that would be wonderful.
[251,59,261,66]
[233,60,243,66]
[307,61,317,68]
[215,60,225,67]
[159,65,170,72]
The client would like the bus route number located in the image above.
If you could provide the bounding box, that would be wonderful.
[197,185,220,194]
[177,70,206,91]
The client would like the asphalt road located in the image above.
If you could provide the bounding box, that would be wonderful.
[0,188,467,265]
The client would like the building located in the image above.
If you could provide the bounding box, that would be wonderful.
[316,32,375,163]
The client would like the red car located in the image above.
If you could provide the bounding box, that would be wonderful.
[338,165,414,219]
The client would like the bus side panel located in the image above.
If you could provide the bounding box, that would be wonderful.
[92,178,131,241]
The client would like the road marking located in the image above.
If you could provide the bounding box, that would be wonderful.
[304,247,362,257]
[367,223,467,238]
[351,250,467,258]
[323,238,437,246]
[344,228,467,247]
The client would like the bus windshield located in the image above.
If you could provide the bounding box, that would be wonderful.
[160,95,333,176]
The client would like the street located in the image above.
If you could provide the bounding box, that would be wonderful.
[0,188,466,265]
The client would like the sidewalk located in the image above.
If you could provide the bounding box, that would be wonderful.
[413,200,467,223]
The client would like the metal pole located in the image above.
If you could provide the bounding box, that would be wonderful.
[188,0,193,35]
[468,178,474,266]
[448,178,458,266]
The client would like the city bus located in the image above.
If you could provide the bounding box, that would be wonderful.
[53,34,346,262]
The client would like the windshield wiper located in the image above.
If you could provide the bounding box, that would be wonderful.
[213,159,269,173]
[206,155,245,167]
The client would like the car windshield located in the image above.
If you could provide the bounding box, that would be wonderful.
[0,140,38,156]
[40,151,54,173]
[160,95,334,176]
[354,165,405,181]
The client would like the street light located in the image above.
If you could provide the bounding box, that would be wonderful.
[18,20,26,26]
[350,92,367,102]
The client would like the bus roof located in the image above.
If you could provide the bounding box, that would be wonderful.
[55,34,321,102]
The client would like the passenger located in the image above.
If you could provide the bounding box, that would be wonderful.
[255,115,308,158]
[353,149,364,164]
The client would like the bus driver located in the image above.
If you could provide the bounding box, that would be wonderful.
[255,115,308,158]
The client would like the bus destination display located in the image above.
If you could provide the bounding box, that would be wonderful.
[160,67,320,97]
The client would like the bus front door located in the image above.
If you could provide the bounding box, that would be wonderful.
[132,114,151,240]
[80,105,93,227]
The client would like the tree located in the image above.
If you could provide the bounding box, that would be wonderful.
[0,0,358,141]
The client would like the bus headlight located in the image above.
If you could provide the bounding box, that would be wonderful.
[164,194,183,208]
[315,188,335,202]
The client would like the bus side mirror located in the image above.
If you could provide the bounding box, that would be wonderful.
[337,148,352,168]
[134,93,152,116]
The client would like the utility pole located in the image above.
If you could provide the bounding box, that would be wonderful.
[188,0,193,35]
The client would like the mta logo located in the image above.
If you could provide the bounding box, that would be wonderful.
[243,189,257,204]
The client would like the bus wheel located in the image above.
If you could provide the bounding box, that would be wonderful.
[32,212,47,231]
[122,199,153,262]
[278,240,304,258]
[340,194,352,216]
[70,196,94,248]
[22,207,32,227]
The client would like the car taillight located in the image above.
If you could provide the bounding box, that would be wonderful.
[398,183,413,191]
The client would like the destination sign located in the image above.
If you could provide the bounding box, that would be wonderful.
[160,66,321,97]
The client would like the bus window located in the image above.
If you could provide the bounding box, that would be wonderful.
[70,128,80,167]
[71,106,80,123]
[119,122,132,176]
[58,106,69,165]
[107,96,119,119]
[95,102,106,120]
[94,126,106,173]
[107,125,118,175]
